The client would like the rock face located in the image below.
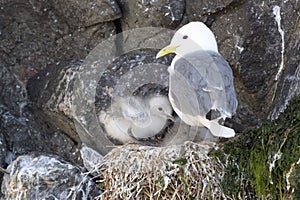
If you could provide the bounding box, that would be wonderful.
[0,0,117,85]
[27,60,84,143]
[1,0,300,199]
[29,0,121,27]
[185,0,235,23]
[0,65,82,193]
[0,105,81,164]
[80,145,103,172]
[1,154,101,199]
[117,0,185,30]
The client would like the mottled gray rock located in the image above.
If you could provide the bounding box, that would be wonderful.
[217,1,300,123]
[0,66,27,116]
[0,0,116,84]
[0,64,77,195]
[0,125,7,192]
[266,1,300,119]
[43,0,121,27]
[185,0,235,22]
[1,154,101,199]
[0,132,6,167]
[27,60,83,143]
[117,0,185,30]
[0,105,82,165]
[29,0,121,26]
[0,64,81,166]
[80,145,103,172]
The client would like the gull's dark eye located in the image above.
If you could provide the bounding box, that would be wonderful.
[158,107,163,111]
[182,35,188,39]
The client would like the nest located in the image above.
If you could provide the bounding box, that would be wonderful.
[93,141,229,199]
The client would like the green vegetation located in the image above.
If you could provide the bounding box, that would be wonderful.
[211,96,300,199]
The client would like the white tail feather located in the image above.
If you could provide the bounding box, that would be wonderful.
[197,116,235,138]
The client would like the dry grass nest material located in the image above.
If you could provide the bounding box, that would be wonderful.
[93,141,229,199]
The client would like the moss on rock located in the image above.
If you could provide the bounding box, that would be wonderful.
[213,96,300,199]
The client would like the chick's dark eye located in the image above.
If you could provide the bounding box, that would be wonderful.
[182,35,188,39]
[158,107,163,111]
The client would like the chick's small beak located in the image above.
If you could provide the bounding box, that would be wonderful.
[156,45,179,59]
[166,114,175,122]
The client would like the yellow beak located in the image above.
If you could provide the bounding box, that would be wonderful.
[156,45,179,59]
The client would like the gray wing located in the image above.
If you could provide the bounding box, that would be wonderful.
[119,97,151,126]
[208,51,238,116]
[171,50,237,119]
